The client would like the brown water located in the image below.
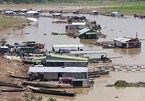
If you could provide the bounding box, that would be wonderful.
[3,11,145,101]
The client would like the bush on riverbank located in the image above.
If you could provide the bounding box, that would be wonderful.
[106,80,145,87]
[114,80,128,87]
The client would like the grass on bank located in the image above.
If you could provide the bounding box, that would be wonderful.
[0,17,16,28]
[100,5,145,15]
[0,1,145,15]
[0,16,26,30]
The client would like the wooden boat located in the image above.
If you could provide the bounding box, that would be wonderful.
[22,81,73,88]
[28,86,76,97]
[1,88,26,92]
[0,82,22,88]
[89,57,112,63]
[88,70,109,77]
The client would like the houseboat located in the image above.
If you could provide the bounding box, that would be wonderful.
[78,28,98,39]
[65,22,86,32]
[26,10,39,17]
[90,10,99,15]
[96,37,141,49]
[51,44,84,53]
[32,53,88,66]
[114,37,141,48]
[28,66,89,87]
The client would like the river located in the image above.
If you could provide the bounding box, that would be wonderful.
[3,11,145,101]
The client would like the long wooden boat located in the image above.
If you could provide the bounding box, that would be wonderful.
[1,88,26,92]
[89,58,112,63]
[0,82,22,88]
[28,86,76,97]
[22,81,73,88]
[88,70,109,77]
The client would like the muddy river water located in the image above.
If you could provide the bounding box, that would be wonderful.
[3,12,145,101]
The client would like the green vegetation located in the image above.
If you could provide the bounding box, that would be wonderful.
[106,80,145,87]
[100,1,145,14]
[114,80,128,87]
[0,16,26,30]
[1,1,145,14]
[0,17,13,23]
[0,17,15,28]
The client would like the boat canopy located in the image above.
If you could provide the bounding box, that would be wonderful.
[69,50,110,55]
[28,66,88,73]
[52,44,84,48]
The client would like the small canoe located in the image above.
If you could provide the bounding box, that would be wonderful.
[28,86,76,97]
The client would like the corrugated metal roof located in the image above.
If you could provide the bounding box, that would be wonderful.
[0,46,9,48]
[52,44,84,48]
[53,13,62,16]
[28,67,88,73]
[27,11,39,14]
[79,28,90,35]
[70,50,110,54]
[112,12,120,14]
[71,22,86,25]
[47,54,88,61]
[114,37,131,43]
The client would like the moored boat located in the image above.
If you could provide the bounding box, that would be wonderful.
[28,86,76,97]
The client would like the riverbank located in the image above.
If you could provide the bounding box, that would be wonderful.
[0,1,145,15]
[0,54,31,101]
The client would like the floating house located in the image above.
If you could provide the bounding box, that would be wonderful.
[26,10,39,17]
[4,10,15,15]
[114,37,141,48]
[52,44,84,53]
[78,28,98,39]
[0,46,9,53]
[90,10,99,15]
[105,11,124,17]
[32,53,88,66]
[111,12,124,17]
[38,54,88,67]
[28,66,89,87]
[65,22,86,31]
[52,13,62,17]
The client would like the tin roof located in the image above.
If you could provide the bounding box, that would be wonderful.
[26,11,39,14]
[79,28,90,35]
[45,54,88,62]
[114,37,132,43]
[71,22,86,25]
[70,50,110,55]
[52,44,84,48]
[28,66,88,73]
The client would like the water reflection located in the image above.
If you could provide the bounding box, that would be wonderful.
[80,39,97,45]
[113,48,141,55]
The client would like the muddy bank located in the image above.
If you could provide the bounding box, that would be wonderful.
[0,54,31,101]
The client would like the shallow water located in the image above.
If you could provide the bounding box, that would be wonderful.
[3,12,145,101]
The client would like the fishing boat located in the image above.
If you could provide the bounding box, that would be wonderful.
[88,70,109,78]
[1,88,26,92]
[28,86,76,97]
